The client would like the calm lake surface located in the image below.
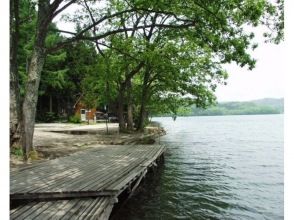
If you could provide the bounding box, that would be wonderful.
[112,114,283,220]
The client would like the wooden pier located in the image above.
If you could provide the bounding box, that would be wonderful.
[10,144,166,219]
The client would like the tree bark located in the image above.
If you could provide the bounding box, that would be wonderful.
[10,0,21,147]
[127,102,134,130]
[22,46,46,159]
[137,66,151,132]
[137,102,146,132]
[126,77,134,131]
[117,85,126,132]
[21,0,51,159]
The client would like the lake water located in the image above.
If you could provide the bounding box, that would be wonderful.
[112,114,283,220]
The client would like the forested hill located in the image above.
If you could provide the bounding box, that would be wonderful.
[185,98,284,116]
[251,98,284,111]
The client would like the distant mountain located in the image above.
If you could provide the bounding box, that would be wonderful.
[184,98,284,116]
[251,98,284,112]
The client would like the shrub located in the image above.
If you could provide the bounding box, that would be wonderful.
[36,112,59,122]
[29,150,39,160]
[44,112,58,122]
[68,115,81,123]
[11,147,23,157]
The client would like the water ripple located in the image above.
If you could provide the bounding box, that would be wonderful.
[112,115,283,220]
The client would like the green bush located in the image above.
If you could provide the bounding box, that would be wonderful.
[11,147,23,157]
[44,112,58,122]
[36,111,59,122]
[68,115,81,123]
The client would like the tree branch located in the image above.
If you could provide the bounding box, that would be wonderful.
[97,42,140,61]
[76,8,139,38]
[83,0,105,57]
[47,22,195,53]
[51,28,77,35]
[79,23,195,41]
[124,61,145,85]
[52,0,77,18]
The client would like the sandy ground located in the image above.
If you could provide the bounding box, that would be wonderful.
[11,122,165,168]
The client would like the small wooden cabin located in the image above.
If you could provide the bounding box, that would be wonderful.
[73,96,97,122]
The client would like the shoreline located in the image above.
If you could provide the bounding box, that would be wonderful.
[10,122,166,169]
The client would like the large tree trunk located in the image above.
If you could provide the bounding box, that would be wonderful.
[10,0,21,147]
[126,78,134,131]
[117,85,126,132]
[21,0,51,160]
[10,70,21,147]
[127,103,134,130]
[22,46,46,159]
[137,100,147,132]
[137,67,151,132]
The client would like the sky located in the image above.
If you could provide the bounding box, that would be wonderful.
[216,37,285,102]
[54,5,285,103]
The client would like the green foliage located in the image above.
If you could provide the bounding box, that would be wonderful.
[251,98,284,112]
[17,0,37,96]
[36,112,59,123]
[175,99,283,116]
[13,0,284,132]
[11,147,24,157]
[64,39,100,100]
[37,36,100,120]
[68,115,81,124]
[39,25,69,96]
[72,0,282,127]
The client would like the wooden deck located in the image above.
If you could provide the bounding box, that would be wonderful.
[10,197,114,220]
[10,144,166,219]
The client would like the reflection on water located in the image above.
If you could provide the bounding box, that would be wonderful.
[112,115,283,220]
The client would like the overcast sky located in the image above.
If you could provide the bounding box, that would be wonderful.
[216,38,285,102]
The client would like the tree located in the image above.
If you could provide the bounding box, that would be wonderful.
[15,0,140,158]
[10,0,37,147]
[132,34,228,129]
[10,0,21,146]
[20,0,77,159]
[37,25,69,121]
[10,0,284,159]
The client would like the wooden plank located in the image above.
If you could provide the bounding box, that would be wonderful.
[11,146,139,190]
[141,146,165,167]
[10,202,38,218]
[27,157,119,193]
[106,146,163,191]
[29,199,71,220]
[74,199,105,219]
[35,147,147,193]
[110,146,165,191]
[60,199,92,220]
[11,190,117,200]
[11,147,119,183]
[10,145,126,178]
[11,146,139,193]
[10,145,166,220]
[11,145,165,201]
[11,201,52,219]
[85,158,146,191]
[10,197,114,220]
[80,197,108,220]
[11,145,140,181]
